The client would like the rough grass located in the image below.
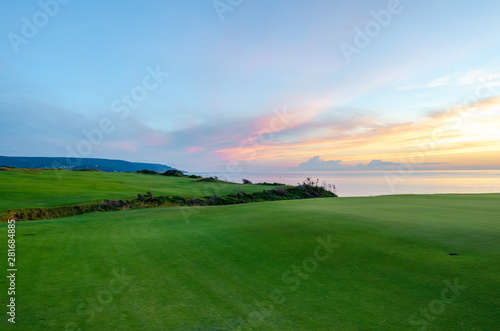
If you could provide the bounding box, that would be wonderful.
[1,194,499,330]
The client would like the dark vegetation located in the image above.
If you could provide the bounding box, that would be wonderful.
[136,169,160,175]
[0,155,178,172]
[162,169,185,177]
[0,167,43,174]
[195,176,226,183]
[2,179,337,222]
[136,169,202,178]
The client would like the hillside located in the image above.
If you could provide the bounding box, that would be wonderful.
[0,155,177,173]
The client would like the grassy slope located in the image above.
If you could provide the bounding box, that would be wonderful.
[0,169,277,212]
[1,194,499,330]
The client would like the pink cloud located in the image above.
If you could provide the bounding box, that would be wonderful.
[188,146,205,153]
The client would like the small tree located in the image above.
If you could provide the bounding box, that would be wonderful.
[242,178,253,184]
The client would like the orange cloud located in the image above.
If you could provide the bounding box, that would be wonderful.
[214,97,500,167]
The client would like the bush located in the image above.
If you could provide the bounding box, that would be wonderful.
[255,182,285,186]
[136,169,159,175]
[187,198,205,206]
[209,195,221,204]
[162,170,184,177]
[301,177,319,187]
[196,177,224,183]
[242,178,253,184]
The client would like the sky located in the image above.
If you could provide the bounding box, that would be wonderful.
[1,0,500,173]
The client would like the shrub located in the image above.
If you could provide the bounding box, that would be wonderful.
[255,182,285,186]
[162,170,184,177]
[276,187,286,196]
[187,198,204,206]
[209,195,221,204]
[136,169,159,175]
[242,178,253,184]
[301,177,319,187]
[196,177,225,183]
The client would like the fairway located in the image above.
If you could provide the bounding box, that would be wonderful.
[0,169,278,213]
[1,194,499,330]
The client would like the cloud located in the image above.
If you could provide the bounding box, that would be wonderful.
[289,156,447,171]
[295,156,344,170]
[397,70,500,91]
[188,146,204,153]
[212,95,500,169]
[356,159,446,170]
[357,159,400,170]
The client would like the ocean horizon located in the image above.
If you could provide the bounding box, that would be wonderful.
[191,170,500,197]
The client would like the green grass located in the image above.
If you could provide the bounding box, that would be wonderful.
[1,193,499,330]
[0,169,279,213]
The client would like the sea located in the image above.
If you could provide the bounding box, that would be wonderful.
[192,170,500,197]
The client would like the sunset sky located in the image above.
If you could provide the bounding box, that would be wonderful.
[1,0,500,172]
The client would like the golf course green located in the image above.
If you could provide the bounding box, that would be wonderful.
[1,191,499,330]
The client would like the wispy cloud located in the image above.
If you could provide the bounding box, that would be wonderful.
[398,69,500,91]
[188,146,204,153]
